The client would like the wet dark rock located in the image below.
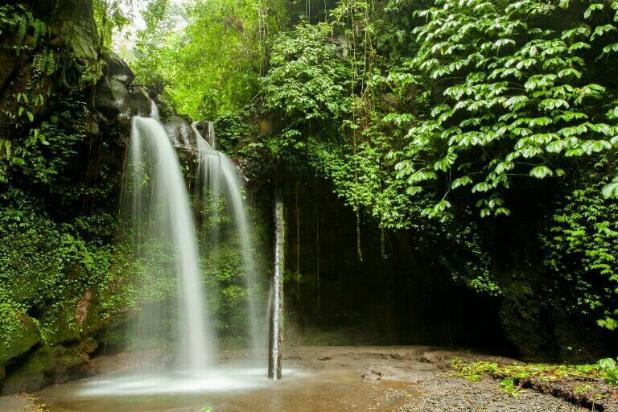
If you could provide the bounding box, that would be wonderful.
[1,345,89,395]
[95,54,151,135]
[164,114,198,150]
[29,0,99,62]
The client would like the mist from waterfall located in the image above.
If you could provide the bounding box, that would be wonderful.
[128,115,215,372]
[193,122,264,359]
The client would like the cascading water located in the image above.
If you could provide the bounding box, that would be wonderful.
[193,122,264,358]
[149,99,160,120]
[128,114,215,372]
[42,100,298,405]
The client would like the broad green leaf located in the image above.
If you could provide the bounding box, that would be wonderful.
[529,165,554,179]
[602,178,618,199]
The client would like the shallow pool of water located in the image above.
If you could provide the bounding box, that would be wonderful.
[75,367,303,397]
[35,360,395,412]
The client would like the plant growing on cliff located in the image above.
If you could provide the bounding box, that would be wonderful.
[543,173,618,331]
[248,0,618,336]
[0,4,47,54]
[391,0,618,219]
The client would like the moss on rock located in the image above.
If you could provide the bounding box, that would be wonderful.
[0,313,41,367]
[1,345,87,395]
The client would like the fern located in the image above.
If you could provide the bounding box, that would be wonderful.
[31,20,46,45]
[0,5,47,55]
[15,14,27,53]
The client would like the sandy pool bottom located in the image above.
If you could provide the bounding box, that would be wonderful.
[34,362,414,412]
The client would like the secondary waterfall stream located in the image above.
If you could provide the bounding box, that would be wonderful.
[193,121,263,359]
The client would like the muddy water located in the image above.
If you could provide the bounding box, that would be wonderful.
[25,346,602,412]
[36,367,414,412]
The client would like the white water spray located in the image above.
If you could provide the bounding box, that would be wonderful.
[149,100,159,120]
[193,122,264,358]
[129,115,215,372]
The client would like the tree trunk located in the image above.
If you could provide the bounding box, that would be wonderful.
[268,188,285,380]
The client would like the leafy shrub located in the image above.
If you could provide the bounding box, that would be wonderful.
[542,176,618,330]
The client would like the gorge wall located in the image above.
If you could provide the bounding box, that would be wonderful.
[0,0,169,393]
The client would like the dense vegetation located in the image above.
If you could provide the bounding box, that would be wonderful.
[0,0,617,393]
[131,0,617,350]
[0,1,123,363]
[0,1,265,386]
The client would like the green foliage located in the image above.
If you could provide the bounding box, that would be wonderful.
[542,175,618,330]
[214,113,257,153]
[451,358,498,382]
[0,198,135,347]
[500,377,523,397]
[93,0,130,50]
[130,0,287,119]
[264,23,351,122]
[0,4,47,54]
[598,357,618,384]
[253,0,618,227]
[6,95,87,186]
[452,357,618,392]
[0,291,29,350]
[603,176,618,199]
[392,0,618,219]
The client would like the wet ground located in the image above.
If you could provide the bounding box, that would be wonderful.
[0,346,605,411]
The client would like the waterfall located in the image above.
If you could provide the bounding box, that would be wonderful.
[193,122,264,359]
[128,115,215,372]
[150,100,160,120]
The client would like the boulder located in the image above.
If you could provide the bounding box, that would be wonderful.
[33,0,99,61]
[95,54,151,136]
[1,345,88,395]
[0,314,41,367]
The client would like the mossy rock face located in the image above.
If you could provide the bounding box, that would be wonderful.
[0,313,41,367]
[1,345,87,395]
[500,295,556,361]
[39,306,81,346]
[91,315,130,353]
[498,280,616,362]
[32,0,99,61]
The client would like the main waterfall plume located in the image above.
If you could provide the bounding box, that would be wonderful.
[127,115,215,372]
